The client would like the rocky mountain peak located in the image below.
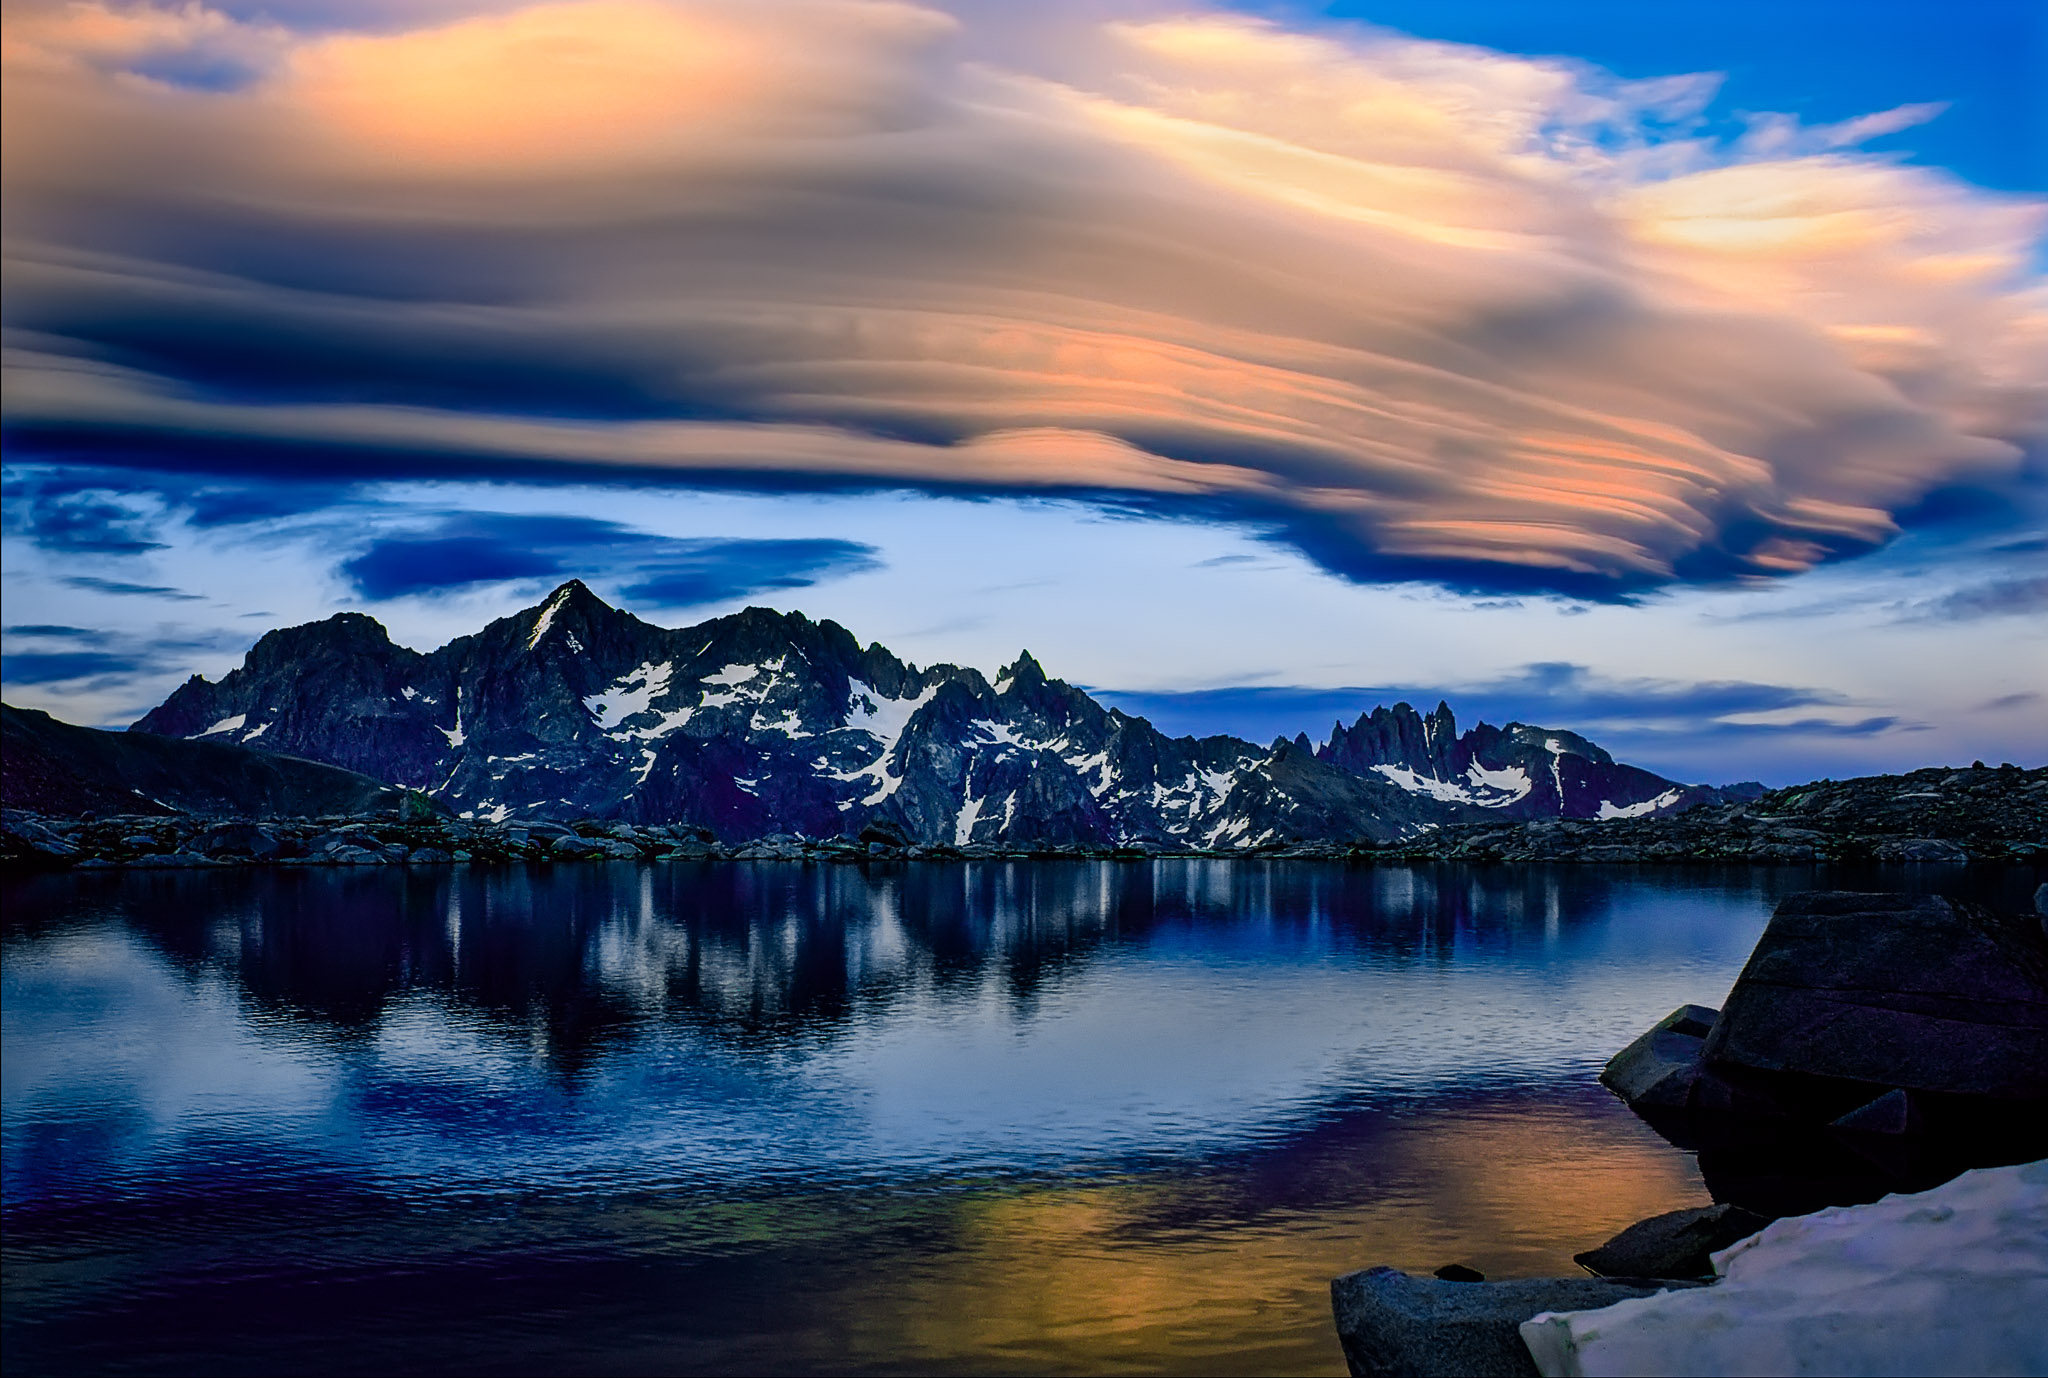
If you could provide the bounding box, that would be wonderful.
[244,611,401,669]
[124,587,1726,845]
[998,651,1046,689]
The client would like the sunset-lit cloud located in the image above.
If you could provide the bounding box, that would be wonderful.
[2,0,2042,595]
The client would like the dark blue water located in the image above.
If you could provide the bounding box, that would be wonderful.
[5,861,2039,1375]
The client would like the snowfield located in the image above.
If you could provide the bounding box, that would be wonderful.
[1520,1159,2048,1377]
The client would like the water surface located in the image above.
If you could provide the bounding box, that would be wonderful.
[5,860,2037,1374]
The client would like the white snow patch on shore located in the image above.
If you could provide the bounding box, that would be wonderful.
[1595,789,1684,820]
[1521,1159,2048,1378]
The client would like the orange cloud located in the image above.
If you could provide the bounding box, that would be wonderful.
[2,2,2040,590]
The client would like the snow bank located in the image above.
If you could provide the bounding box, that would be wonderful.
[1520,1159,2048,1377]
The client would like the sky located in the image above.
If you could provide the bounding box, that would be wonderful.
[1,0,2043,785]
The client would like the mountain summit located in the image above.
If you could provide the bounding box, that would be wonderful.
[132,582,1731,846]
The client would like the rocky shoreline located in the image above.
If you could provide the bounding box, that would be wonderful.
[1330,888,2048,1377]
[1360,763,2046,864]
[4,761,2040,870]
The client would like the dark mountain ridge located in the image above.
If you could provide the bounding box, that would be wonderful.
[126,580,1738,847]
[3,702,406,819]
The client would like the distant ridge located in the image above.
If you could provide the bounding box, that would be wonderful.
[3,702,406,819]
[123,581,1740,847]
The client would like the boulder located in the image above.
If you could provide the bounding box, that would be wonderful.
[1575,1203,1770,1280]
[1700,892,2048,1102]
[554,834,639,860]
[1598,1005,1716,1111]
[1330,1267,1695,1378]
[195,822,282,859]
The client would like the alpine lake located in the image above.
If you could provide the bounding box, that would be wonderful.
[5,859,2041,1375]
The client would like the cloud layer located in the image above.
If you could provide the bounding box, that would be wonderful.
[4,0,2043,593]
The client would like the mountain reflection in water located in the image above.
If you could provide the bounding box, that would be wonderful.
[4,860,2038,1375]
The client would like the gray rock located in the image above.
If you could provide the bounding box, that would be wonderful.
[1701,892,2048,1100]
[1873,837,1971,862]
[553,834,639,860]
[1330,1268,1692,1378]
[1831,1087,1923,1137]
[407,847,453,864]
[1574,1203,1769,1279]
[1599,1004,1717,1110]
[196,822,282,859]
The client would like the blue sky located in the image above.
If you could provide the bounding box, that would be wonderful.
[2,0,2042,784]
[1311,0,2045,193]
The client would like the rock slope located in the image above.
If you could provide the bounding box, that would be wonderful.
[3,703,407,820]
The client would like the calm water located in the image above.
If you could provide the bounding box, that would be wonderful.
[5,861,2040,1375]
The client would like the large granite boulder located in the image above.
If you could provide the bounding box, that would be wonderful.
[1701,892,2048,1102]
[1329,1268,1694,1378]
[1599,892,2048,1211]
[1606,893,2048,1120]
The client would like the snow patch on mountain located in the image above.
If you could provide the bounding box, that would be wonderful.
[585,661,674,729]
[955,791,985,846]
[1466,761,1532,805]
[197,714,246,737]
[1373,764,1472,803]
[1597,788,1685,820]
[526,587,572,649]
[837,679,939,805]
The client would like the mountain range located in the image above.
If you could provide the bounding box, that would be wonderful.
[128,580,1754,847]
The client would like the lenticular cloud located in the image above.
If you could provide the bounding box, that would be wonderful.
[3,0,2042,593]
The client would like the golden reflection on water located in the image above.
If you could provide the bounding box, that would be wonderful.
[821,1097,1705,1376]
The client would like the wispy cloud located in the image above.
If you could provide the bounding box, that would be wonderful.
[2,1,2042,595]
[0,622,242,693]
[1899,574,2048,622]
[337,510,882,604]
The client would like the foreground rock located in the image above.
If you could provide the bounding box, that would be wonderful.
[1597,1004,1717,1112]
[1701,892,2048,1103]
[1329,1269,1697,1378]
[1606,893,2048,1123]
[1603,891,2048,1213]
[1520,1159,2048,1377]
[1573,1204,1769,1280]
